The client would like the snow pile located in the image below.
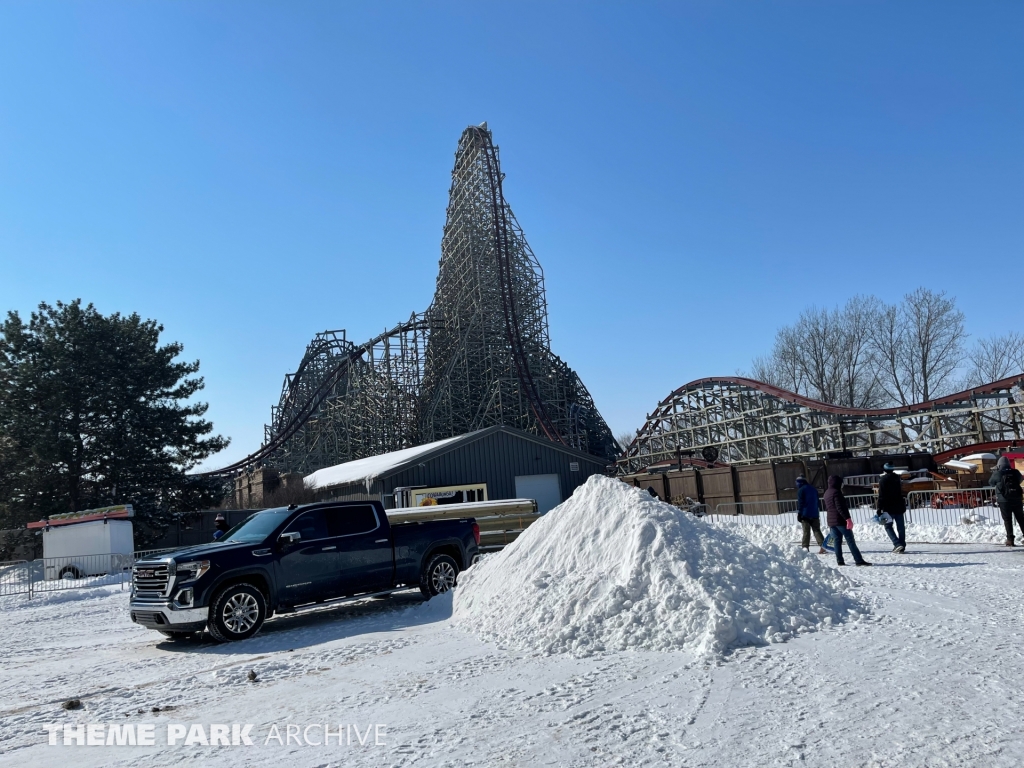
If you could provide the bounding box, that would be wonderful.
[452,475,864,657]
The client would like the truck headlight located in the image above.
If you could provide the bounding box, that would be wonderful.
[175,560,211,583]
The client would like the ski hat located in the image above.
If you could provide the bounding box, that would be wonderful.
[996,456,1010,470]
[215,512,226,520]
[883,463,896,471]
[795,475,807,485]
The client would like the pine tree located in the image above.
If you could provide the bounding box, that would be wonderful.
[0,300,229,546]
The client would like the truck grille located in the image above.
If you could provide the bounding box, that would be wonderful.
[131,610,167,628]
[132,562,171,599]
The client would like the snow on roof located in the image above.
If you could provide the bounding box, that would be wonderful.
[961,453,998,461]
[944,459,976,471]
[305,434,466,491]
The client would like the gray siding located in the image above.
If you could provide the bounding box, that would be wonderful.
[316,427,608,509]
[319,487,383,504]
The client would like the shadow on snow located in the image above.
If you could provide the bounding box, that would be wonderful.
[155,590,454,654]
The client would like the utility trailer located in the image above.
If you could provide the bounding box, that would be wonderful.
[27,505,135,580]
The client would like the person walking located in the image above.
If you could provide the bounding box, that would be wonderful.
[795,475,825,553]
[824,475,871,567]
[990,456,1024,546]
[877,463,907,554]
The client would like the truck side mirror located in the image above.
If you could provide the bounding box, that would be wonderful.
[279,531,301,546]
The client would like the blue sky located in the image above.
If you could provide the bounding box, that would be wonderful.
[1,2,1021,469]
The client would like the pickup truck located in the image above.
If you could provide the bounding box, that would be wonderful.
[129,500,479,642]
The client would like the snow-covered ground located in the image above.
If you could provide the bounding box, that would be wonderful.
[1,489,1022,767]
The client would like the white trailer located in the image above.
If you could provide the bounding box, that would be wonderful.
[42,519,135,580]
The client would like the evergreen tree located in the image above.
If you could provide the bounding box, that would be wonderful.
[0,300,228,545]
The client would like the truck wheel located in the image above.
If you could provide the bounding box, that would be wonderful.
[208,583,266,642]
[420,554,459,599]
[59,565,82,579]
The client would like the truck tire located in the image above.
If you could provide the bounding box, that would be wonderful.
[420,553,459,599]
[59,565,82,579]
[207,583,266,643]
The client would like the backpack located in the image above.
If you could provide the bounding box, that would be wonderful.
[1002,470,1023,501]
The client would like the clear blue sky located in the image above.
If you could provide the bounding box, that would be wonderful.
[1,2,1021,470]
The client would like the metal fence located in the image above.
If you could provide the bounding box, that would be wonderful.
[0,560,29,599]
[707,496,877,524]
[713,499,800,518]
[904,487,999,526]
[133,548,178,562]
[703,488,1001,531]
[0,547,183,600]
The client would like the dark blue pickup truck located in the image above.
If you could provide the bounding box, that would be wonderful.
[129,500,479,642]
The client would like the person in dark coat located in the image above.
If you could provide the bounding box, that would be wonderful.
[824,475,871,566]
[990,456,1024,546]
[213,513,230,540]
[795,475,825,552]
[876,463,907,553]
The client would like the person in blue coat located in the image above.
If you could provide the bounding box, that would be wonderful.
[795,475,825,553]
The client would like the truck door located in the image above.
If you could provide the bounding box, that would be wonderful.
[275,510,340,604]
[325,505,393,595]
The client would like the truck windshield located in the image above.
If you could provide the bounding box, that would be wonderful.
[222,509,292,543]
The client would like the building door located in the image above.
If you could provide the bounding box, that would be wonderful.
[514,474,562,515]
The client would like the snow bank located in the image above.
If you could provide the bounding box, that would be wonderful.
[452,476,864,658]
[0,582,124,611]
[721,519,1008,549]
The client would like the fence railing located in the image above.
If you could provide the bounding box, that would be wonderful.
[903,487,999,526]
[1,547,186,600]
[704,487,999,536]
[0,560,30,599]
[704,488,1002,530]
[713,499,800,518]
[133,548,179,562]
[706,495,878,523]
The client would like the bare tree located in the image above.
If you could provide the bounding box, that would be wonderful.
[966,332,1024,386]
[261,477,316,508]
[748,353,796,391]
[616,431,637,454]
[867,302,908,406]
[747,297,883,408]
[836,296,885,408]
[752,288,973,408]
[899,288,967,402]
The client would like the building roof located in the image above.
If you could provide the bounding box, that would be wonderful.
[304,425,608,491]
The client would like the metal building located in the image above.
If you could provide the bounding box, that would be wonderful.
[304,425,609,514]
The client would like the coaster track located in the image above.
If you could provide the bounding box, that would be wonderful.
[619,374,1024,474]
[203,124,616,477]
[204,315,429,476]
